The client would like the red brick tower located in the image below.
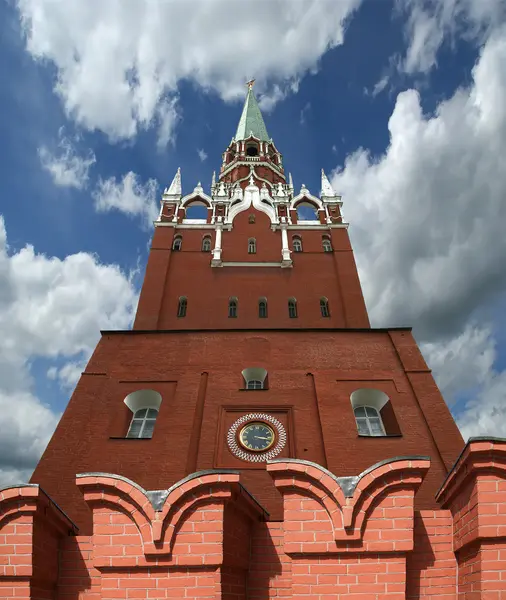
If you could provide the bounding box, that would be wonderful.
[2,82,506,600]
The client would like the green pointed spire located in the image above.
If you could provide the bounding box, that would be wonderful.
[235,80,270,142]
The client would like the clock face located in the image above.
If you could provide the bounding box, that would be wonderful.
[239,422,275,452]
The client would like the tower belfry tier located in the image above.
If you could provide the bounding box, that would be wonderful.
[19,81,498,600]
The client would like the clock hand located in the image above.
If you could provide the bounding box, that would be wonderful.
[253,436,271,440]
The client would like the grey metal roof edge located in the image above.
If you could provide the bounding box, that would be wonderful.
[435,436,506,499]
[77,472,149,497]
[78,470,241,511]
[100,326,413,335]
[267,456,430,498]
[0,483,78,530]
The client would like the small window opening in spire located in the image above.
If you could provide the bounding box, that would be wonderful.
[177,297,187,318]
[322,236,332,252]
[292,236,303,253]
[229,298,238,318]
[246,144,259,157]
[173,235,182,251]
[248,238,256,254]
[288,298,298,319]
[259,298,268,318]
[320,297,330,318]
[202,236,211,252]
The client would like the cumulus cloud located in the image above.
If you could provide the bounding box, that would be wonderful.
[0,215,138,485]
[16,0,362,144]
[332,23,506,438]
[38,128,96,189]
[93,171,158,229]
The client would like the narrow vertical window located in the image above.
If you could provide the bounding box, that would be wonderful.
[177,297,187,318]
[248,238,256,254]
[320,297,330,318]
[173,235,182,251]
[293,236,303,253]
[288,298,297,319]
[202,236,211,252]
[259,298,268,318]
[229,298,238,318]
[322,236,332,252]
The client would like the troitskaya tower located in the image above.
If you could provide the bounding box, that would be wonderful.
[1,82,504,600]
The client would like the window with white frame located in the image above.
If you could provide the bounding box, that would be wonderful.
[177,297,187,317]
[322,237,332,252]
[229,297,238,318]
[127,408,159,439]
[259,298,268,318]
[202,236,211,252]
[353,406,385,437]
[320,297,330,318]
[172,236,182,251]
[242,367,268,390]
[248,238,256,254]
[288,298,297,318]
[123,390,162,439]
[293,236,303,252]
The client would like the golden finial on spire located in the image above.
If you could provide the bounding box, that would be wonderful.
[246,79,256,90]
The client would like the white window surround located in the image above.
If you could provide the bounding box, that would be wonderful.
[242,367,268,390]
[124,390,162,439]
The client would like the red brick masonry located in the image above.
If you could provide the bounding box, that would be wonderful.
[1,438,505,599]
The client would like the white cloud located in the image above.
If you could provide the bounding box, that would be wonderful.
[300,102,311,125]
[197,148,208,162]
[369,75,390,98]
[332,24,506,438]
[397,0,505,74]
[93,171,158,229]
[422,323,506,440]
[38,128,95,189]
[0,215,138,485]
[16,0,362,144]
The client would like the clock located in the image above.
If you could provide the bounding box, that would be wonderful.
[239,422,275,452]
[227,413,287,462]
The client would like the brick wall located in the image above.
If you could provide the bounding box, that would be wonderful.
[406,510,457,599]
[32,328,463,533]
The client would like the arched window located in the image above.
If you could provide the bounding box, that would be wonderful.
[288,298,297,319]
[229,297,238,318]
[293,236,303,253]
[202,236,211,252]
[185,203,208,220]
[353,406,385,437]
[123,389,162,440]
[248,238,256,254]
[177,297,187,318]
[322,236,332,252]
[296,202,319,221]
[242,367,268,390]
[320,297,330,318]
[172,235,182,251]
[259,298,268,318]
[127,408,159,439]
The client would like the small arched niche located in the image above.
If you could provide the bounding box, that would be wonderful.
[350,388,401,437]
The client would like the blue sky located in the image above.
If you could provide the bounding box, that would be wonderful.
[1,0,505,485]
